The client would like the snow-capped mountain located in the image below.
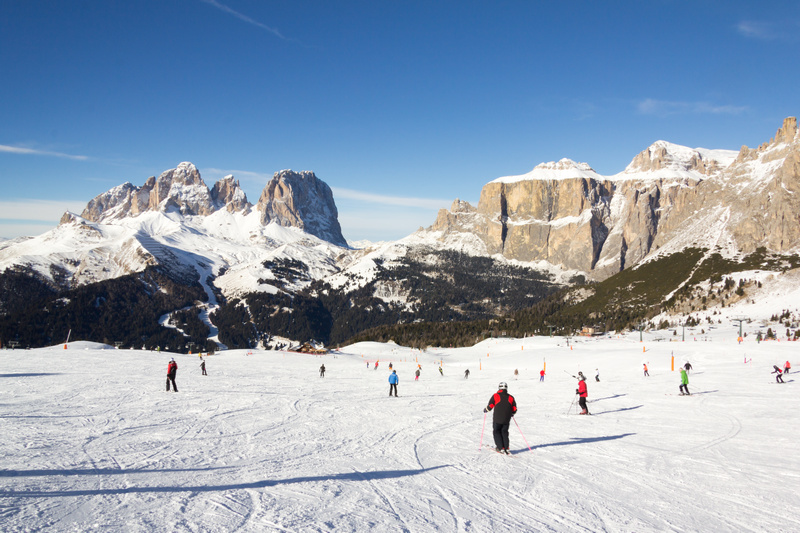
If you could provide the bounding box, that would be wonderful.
[2,118,800,350]
[0,165,347,295]
[425,117,800,279]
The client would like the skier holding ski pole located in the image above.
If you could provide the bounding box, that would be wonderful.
[679,367,690,395]
[576,374,589,415]
[483,382,517,454]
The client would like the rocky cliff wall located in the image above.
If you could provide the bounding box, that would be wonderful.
[426,117,800,280]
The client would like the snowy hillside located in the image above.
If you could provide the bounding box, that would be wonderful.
[1,325,798,532]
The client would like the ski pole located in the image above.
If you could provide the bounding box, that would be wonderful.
[567,394,577,415]
[514,418,532,452]
[479,411,487,450]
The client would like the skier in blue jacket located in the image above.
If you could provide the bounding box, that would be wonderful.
[388,370,399,397]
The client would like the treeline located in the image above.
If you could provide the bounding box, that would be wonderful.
[0,267,210,351]
[212,249,561,348]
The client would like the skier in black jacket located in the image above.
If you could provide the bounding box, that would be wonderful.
[484,382,517,454]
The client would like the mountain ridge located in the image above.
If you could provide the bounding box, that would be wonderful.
[2,118,800,350]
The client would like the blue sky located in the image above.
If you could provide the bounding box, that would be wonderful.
[2,1,799,242]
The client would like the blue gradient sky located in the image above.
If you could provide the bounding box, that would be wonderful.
[2,1,799,242]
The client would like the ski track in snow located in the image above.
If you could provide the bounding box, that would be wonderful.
[1,332,799,532]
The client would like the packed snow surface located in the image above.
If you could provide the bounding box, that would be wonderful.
[1,327,798,532]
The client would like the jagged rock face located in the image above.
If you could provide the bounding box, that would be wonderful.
[146,162,215,216]
[80,182,140,222]
[626,141,724,175]
[426,117,800,280]
[79,163,252,223]
[725,117,800,253]
[72,164,348,248]
[211,176,250,213]
[256,170,347,247]
[474,176,615,271]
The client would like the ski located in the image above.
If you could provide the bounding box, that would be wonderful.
[482,445,515,456]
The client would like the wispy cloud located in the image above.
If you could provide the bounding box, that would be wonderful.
[332,187,451,210]
[0,144,89,161]
[736,20,800,42]
[200,0,286,39]
[0,199,86,222]
[0,199,87,238]
[202,167,270,185]
[637,99,748,117]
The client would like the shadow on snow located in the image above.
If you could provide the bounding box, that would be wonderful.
[592,405,643,415]
[0,373,63,378]
[1,465,451,498]
[0,466,234,478]
[588,394,627,403]
[515,433,636,454]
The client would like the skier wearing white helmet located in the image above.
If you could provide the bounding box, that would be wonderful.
[484,382,517,454]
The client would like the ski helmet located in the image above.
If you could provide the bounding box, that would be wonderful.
[498,382,508,390]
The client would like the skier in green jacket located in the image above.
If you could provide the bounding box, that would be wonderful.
[679,367,690,395]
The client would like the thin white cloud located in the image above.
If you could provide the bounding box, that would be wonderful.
[200,0,286,39]
[0,144,89,161]
[736,20,800,42]
[332,187,451,210]
[203,167,270,185]
[0,222,56,240]
[337,203,442,243]
[637,99,748,117]
[0,199,86,221]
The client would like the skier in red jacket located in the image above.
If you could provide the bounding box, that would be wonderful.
[577,376,589,414]
[484,382,517,454]
[166,358,178,392]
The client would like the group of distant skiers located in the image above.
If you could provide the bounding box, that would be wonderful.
[163,349,791,460]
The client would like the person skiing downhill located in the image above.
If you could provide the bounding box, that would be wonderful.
[388,370,399,397]
[773,365,785,383]
[200,358,207,376]
[166,358,178,392]
[319,364,326,377]
[679,367,690,395]
[464,369,470,379]
[484,382,517,454]
[415,368,421,381]
[576,375,589,414]
[595,368,600,382]
[643,363,650,377]
[539,369,545,382]
[785,360,791,374]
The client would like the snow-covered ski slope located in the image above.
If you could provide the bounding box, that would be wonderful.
[1,328,798,532]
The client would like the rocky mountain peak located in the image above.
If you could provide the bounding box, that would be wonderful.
[536,159,594,172]
[210,175,250,213]
[255,170,347,247]
[78,163,234,223]
[624,141,733,175]
[773,116,798,145]
[149,162,215,216]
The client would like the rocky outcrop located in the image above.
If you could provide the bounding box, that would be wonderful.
[425,117,800,280]
[73,164,347,247]
[80,163,240,222]
[256,170,347,247]
[145,162,216,216]
[211,176,250,213]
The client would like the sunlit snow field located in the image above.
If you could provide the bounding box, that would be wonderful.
[1,327,798,532]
